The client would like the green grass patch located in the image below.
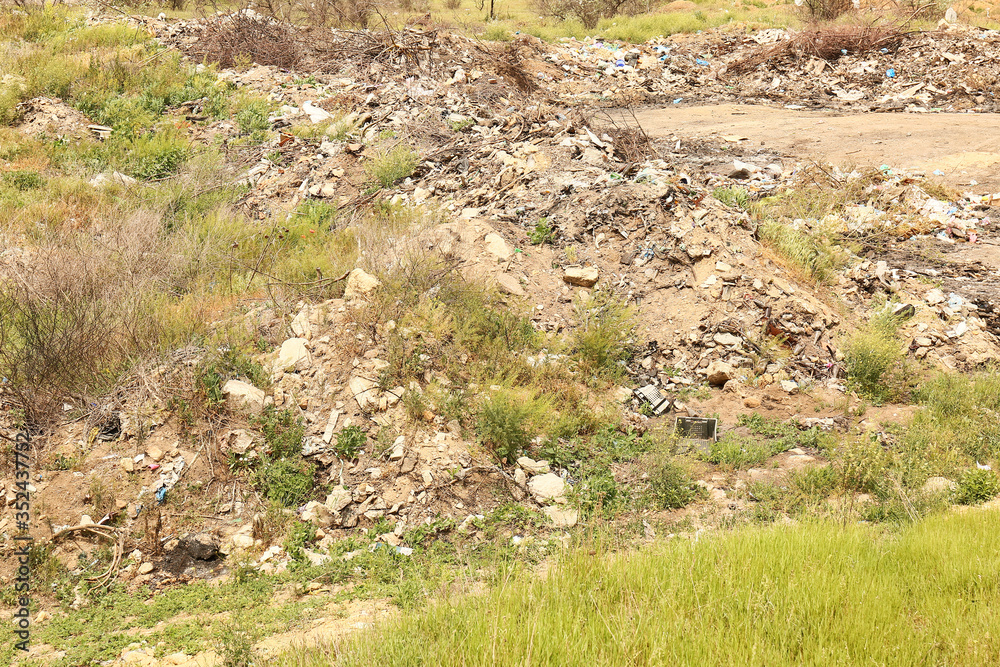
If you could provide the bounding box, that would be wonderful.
[323,509,1000,666]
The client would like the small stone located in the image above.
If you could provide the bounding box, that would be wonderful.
[496,273,526,296]
[516,456,551,474]
[780,380,799,393]
[274,337,311,374]
[915,337,934,347]
[485,233,513,260]
[325,487,353,513]
[223,380,266,414]
[138,562,154,575]
[301,501,334,527]
[527,473,567,501]
[389,435,406,461]
[145,446,164,462]
[543,506,579,528]
[713,333,740,346]
[181,533,220,560]
[344,268,381,301]
[743,396,762,409]
[563,266,599,287]
[422,471,434,485]
[704,361,734,386]
[514,468,527,486]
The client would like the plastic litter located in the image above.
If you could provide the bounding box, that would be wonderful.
[695,58,709,66]
[155,487,167,504]
[886,68,896,78]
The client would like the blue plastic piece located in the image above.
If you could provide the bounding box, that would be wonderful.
[155,487,167,504]
[695,58,709,66]
[886,68,895,78]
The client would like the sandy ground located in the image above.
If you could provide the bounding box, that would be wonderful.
[629,104,1000,191]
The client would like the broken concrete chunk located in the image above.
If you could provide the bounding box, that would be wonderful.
[516,457,551,475]
[543,506,579,528]
[274,337,311,374]
[484,232,513,260]
[527,473,567,502]
[563,266,599,287]
[344,268,381,301]
[325,487,353,513]
[223,380,266,414]
[703,360,735,386]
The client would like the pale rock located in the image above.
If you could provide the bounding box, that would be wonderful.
[274,337,311,373]
[344,268,381,301]
[517,456,551,474]
[389,435,406,461]
[713,332,740,346]
[422,471,434,485]
[223,380,266,414]
[484,233,513,260]
[145,445,164,462]
[563,266,599,287]
[301,501,333,527]
[780,380,799,393]
[325,486,353,513]
[138,562,154,575]
[528,473,567,501]
[704,360,735,386]
[543,506,578,527]
[496,273,526,296]
[163,653,190,665]
[514,468,527,486]
[349,375,378,411]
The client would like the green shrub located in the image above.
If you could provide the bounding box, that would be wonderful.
[528,218,555,245]
[790,465,838,501]
[252,407,305,458]
[3,170,44,190]
[575,466,627,518]
[283,519,317,563]
[953,468,1000,505]
[254,457,313,507]
[758,220,842,282]
[335,425,366,460]
[571,289,636,383]
[366,144,419,189]
[124,133,191,180]
[713,186,750,210]
[477,393,533,462]
[844,310,906,403]
[647,458,705,510]
[835,435,892,495]
[234,97,271,141]
[704,433,773,469]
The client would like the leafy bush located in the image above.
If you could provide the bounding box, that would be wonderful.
[575,466,628,517]
[254,457,313,507]
[571,289,636,383]
[284,519,317,563]
[758,220,842,282]
[528,218,555,245]
[252,408,305,458]
[366,145,419,189]
[647,457,705,509]
[477,393,533,462]
[3,170,44,190]
[704,434,773,469]
[335,425,366,460]
[124,133,191,181]
[835,435,892,495]
[844,309,906,403]
[953,468,1000,505]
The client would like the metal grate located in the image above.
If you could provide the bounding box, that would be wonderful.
[675,417,718,442]
[633,384,671,415]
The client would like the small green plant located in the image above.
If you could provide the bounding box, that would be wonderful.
[571,289,636,383]
[284,519,317,563]
[335,425,366,460]
[713,186,750,210]
[3,170,44,190]
[365,144,419,189]
[450,118,475,132]
[123,132,191,180]
[216,612,258,667]
[646,457,705,509]
[758,220,842,282]
[252,408,305,458]
[844,309,906,403]
[254,456,314,507]
[528,217,555,245]
[477,393,533,462]
[233,97,271,141]
[953,468,1000,505]
[704,433,773,469]
[197,346,268,411]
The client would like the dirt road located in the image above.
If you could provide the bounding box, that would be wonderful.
[631,104,1000,191]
